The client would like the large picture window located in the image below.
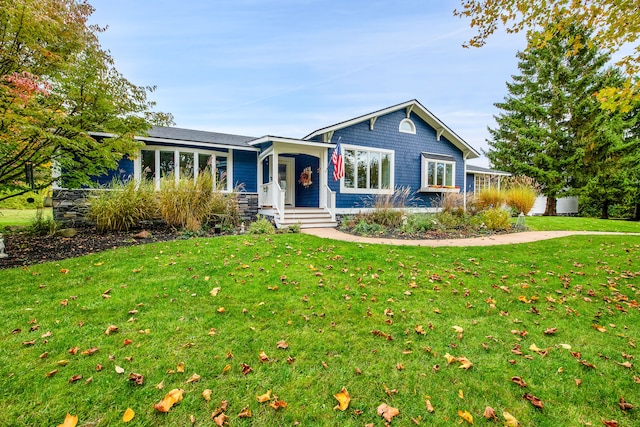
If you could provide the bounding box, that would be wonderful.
[420,153,457,191]
[138,147,230,191]
[342,145,393,193]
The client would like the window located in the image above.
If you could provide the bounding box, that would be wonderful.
[137,147,230,191]
[421,153,456,191]
[474,174,501,192]
[342,145,393,193]
[399,118,416,134]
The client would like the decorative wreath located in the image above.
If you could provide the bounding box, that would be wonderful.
[299,167,313,188]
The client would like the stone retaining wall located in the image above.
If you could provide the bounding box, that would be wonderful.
[53,189,260,228]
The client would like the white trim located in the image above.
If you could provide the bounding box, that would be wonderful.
[399,118,416,134]
[303,100,480,159]
[340,144,394,195]
[421,155,456,189]
[336,207,438,215]
[249,136,335,149]
[88,131,260,152]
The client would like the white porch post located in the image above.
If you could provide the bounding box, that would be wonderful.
[271,146,279,207]
[319,147,327,208]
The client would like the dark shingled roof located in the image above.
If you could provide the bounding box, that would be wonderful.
[466,164,510,175]
[143,126,258,148]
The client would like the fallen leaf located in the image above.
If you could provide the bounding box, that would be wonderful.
[276,340,289,349]
[544,327,557,335]
[105,325,118,335]
[210,287,221,296]
[202,389,212,402]
[618,397,634,411]
[377,403,399,422]
[176,362,185,373]
[426,399,434,413]
[80,347,98,356]
[483,406,497,420]
[122,408,135,422]
[68,374,82,383]
[415,325,426,335]
[156,379,165,389]
[153,388,184,412]
[257,389,272,403]
[46,369,58,377]
[333,387,350,411]
[269,397,287,410]
[457,356,473,370]
[458,410,473,424]
[511,376,527,387]
[115,366,125,374]
[241,363,253,375]
[593,324,607,333]
[123,338,133,346]
[523,393,544,409]
[128,373,144,385]
[601,420,619,427]
[258,350,269,363]
[503,411,519,427]
[238,406,252,418]
[444,353,457,365]
[213,413,228,426]
[186,373,201,384]
[57,413,78,427]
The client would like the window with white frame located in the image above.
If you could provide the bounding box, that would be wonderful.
[421,153,456,189]
[474,174,500,192]
[399,118,416,134]
[342,145,393,193]
[139,147,230,191]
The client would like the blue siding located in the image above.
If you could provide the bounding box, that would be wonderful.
[295,155,319,207]
[328,110,464,209]
[466,173,475,193]
[93,157,134,186]
[233,150,258,192]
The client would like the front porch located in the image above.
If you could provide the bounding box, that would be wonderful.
[250,137,337,228]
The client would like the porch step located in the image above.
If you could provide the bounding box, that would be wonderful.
[281,208,337,229]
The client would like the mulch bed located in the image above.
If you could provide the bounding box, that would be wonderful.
[0,226,185,270]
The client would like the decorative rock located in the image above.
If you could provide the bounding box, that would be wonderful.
[133,230,151,239]
[55,228,78,238]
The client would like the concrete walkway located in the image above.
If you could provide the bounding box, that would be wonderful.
[301,228,640,247]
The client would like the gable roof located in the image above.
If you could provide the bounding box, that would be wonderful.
[303,99,480,159]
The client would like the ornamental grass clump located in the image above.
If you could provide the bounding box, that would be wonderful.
[475,187,505,211]
[88,179,157,232]
[503,175,539,215]
[367,186,413,227]
[157,174,238,232]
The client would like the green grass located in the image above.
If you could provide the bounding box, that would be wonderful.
[0,208,52,229]
[1,234,639,426]
[524,216,640,232]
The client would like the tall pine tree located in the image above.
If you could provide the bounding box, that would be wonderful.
[487,23,614,215]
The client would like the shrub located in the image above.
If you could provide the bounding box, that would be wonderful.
[478,208,511,231]
[26,208,60,236]
[475,188,506,211]
[352,219,385,235]
[401,213,436,234]
[88,179,157,232]
[249,216,275,234]
[505,186,538,215]
[157,174,238,232]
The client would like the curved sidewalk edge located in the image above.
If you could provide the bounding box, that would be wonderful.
[301,228,640,247]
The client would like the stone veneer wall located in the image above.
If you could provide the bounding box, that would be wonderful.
[53,189,260,228]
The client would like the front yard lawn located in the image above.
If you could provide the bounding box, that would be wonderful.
[1,233,639,426]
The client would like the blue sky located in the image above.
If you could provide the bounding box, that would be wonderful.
[89,0,527,167]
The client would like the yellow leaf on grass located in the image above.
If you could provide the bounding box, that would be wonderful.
[458,389,464,399]
[333,387,350,411]
[256,389,272,403]
[176,362,185,373]
[503,411,519,427]
[57,413,78,427]
[202,389,212,402]
[444,353,457,365]
[153,388,184,412]
[452,326,464,333]
[122,408,135,422]
[186,373,200,384]
[457,356,473,370]
[458,410,474,424]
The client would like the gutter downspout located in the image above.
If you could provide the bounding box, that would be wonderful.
[463,152,469,212]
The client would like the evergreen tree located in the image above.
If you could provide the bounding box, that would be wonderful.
[487,23,614,215]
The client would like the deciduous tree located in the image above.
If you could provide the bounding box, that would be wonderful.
[0,0,172,202]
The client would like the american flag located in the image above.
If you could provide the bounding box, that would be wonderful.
[331,140,344,181]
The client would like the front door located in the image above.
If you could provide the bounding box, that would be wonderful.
[270,157,295,206]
